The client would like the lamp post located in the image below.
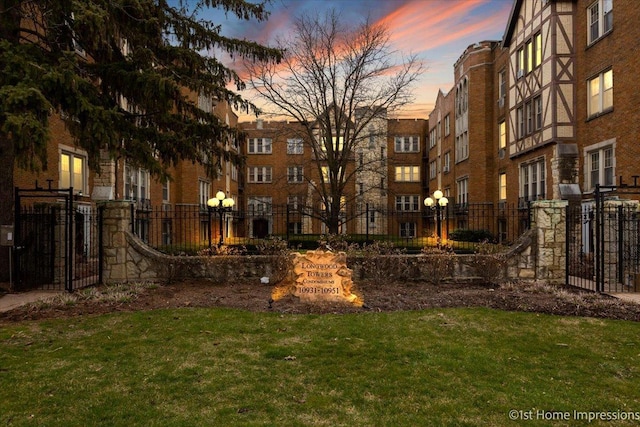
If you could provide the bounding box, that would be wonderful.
[424,190,449,240]
[207,191,235,248]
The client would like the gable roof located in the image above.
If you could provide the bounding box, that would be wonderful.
[502,0,524,48]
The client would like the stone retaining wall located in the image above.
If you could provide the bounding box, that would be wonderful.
[100,200,567,285]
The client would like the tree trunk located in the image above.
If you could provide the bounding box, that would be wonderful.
[0,136,15,282]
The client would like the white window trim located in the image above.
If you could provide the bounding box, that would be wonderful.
[58,144,88,194]
[394,166,420,182]
[247,138,273,154]
[587,69,613,117]
[588,0,613,45]
[583,138,616,191]
[247,166,273,183]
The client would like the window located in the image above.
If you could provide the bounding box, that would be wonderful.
[535,33,542,67]
[162,180,170,203]
[321,166,343,183]
[517,96,543,138]
[231,165,238,182]
[287,166,304,183]
[287,195,303,209]
[321,136,345,153]
[395,136,419,153]
[520,158,546,201]
[288,222,303,235]
[198,179,210,207]
[396,195,420,212]
[588,0,613,44]
[535,96,543,130]
[498,121,506,149]
[499,70,507,100]
[125,165,150,202]
[517,33,542,76]
[517,107,525,138]
[60,151,86,193]
[517,47,525,77]
[287,138,303,154]
[455,131,468,161]
[588,69,613,117]
[588,146,614,190]
[368,126,376,148]
[399,222,416,238]
[429,161,437,179]
[248,196,272,214]
[443,152,451,173]
[444,115,450,136]
[429,129,437,149]
[499,173,507,200]
[247,166,272,183]
[456,178,468,206]
[247,138,272,154]
[395,166,420,182]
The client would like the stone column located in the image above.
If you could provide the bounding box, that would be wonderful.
[101,201,132,283]
[530,200,568,284]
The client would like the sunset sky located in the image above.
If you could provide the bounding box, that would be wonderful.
[199,0,514,120]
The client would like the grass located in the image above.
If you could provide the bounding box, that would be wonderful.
[1,308,639,426]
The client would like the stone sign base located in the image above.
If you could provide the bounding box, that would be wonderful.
[271,248,362,306]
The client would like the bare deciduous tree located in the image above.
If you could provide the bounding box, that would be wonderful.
[246,10,423,234]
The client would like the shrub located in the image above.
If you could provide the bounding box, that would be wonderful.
[357,241,411,281]
[465,240,508,286]
[418,245,456,285]
[257,237,293,284]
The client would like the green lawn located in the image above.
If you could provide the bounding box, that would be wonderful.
[1,308,639,426]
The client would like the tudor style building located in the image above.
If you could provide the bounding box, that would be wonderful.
[427,0,638,218]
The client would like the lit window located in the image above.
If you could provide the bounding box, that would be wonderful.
[499,173,507,200]
[394,166,420,182]
[499,121,506,149]
[60,151,86,193]
[588,69,613,116]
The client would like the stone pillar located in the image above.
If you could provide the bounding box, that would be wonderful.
[101,201,132,283]
[530,200,568,284]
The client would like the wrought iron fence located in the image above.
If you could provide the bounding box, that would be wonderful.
[14,204,103,291]
[132,202,530,255]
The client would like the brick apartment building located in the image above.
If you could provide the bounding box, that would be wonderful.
[239,117,428,239]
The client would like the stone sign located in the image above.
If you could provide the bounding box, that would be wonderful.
[271,248,362,306]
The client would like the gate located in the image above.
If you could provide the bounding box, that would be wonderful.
[14,184,103,292]
[566,182,640,293]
